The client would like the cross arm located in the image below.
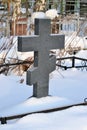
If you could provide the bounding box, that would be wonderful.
[18,36,39,52]
[49,34,65,50]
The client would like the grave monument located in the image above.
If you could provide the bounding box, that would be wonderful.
[18,18,65,98]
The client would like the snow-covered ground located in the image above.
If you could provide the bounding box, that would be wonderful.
[0,50,87,129]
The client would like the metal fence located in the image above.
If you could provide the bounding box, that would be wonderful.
[56,56,87,71]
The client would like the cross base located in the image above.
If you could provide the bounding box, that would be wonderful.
[33,83,49,98]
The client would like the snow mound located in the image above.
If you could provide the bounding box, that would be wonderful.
[45,9,59,19]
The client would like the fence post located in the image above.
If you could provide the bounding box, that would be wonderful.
[72,57,75,68]
[1,117,7,124]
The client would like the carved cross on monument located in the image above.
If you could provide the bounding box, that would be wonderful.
[18,18,65,98]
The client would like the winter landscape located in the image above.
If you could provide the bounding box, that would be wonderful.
[0,0,87,130]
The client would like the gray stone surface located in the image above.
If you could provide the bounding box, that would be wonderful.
[18,18,65,98]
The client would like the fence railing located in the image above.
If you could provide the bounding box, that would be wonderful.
[0,102,87,124]
[56,56,87,70]
[0,56,87,72]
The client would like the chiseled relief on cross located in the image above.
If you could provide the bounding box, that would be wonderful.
[18,18,65,98]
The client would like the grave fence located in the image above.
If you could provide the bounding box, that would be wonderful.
[0,102,87,125]
[0,60,33,74]
[0,56,87,73]
[56,56,87,71]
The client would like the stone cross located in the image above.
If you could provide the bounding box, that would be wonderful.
[18,18,65,98]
